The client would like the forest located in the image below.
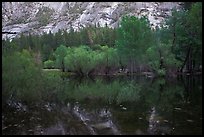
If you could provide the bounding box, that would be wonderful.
[3,3,202,78]
[2,2,202,135]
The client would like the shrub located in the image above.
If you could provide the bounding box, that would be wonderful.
[44,60,55,69]
[2,49,44,102]
[64,45,103,75]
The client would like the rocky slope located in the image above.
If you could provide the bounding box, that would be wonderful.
[2,2,182,40]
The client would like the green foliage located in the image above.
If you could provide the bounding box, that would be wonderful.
[146,42,181,72]
[3,25,117,70]
[2,49,65,103]
[64,45,103,75]
[3,5,202,78]
[165,9,190,61]
[2,39,20,55]
[42,44,52,61]
[43,60,55,69]
[2,50,43,102]
[116,15,153,62]
[187,2,202,64]
[116,81,141,104]
[63,45,119,75]
[146,46,160,70]
[53,45,67,70]
[100,45,119,67]
[63,79,141,104]
[163,2,202,71]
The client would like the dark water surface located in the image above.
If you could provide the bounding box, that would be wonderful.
[2,74,202,135]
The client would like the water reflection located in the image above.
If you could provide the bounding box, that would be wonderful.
[2,75,202,135]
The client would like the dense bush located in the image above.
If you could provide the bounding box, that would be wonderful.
[50,45,120,75]
[2,49,64,103]
[2,50,44,102]
[43,60,55,69]
[146,43,181,74]
[64,46,104,75]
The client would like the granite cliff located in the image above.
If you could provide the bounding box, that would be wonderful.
[2,2,182,40]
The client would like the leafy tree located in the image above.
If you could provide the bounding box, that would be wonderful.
[42,44,52,61]
[54,30,64,48]
[164,2,202,73]
[187,2,202,71]
[53,45,67,72]
[116,15,153,74]
[27,33,35,50]
[146,42,181,76]
[64,46,102,76]
[100,46,119,74]
[2,39,19,55]
[146,27,182,76]
[2,49,43,101]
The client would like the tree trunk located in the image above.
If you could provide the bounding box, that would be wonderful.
[172,22,176,52]
[158,49,164,69]
[188,47,193,73]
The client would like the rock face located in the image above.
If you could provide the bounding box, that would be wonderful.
[2,2,182,40]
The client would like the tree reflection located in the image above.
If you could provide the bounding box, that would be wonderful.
[2,75,202,135]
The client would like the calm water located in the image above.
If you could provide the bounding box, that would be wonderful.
[2,74,202,135]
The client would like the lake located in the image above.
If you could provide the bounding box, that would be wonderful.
[2,74,202,135]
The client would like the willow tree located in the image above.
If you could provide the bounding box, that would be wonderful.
[64,46,103,76]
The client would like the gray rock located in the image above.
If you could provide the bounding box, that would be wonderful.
[2,2,182,40]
